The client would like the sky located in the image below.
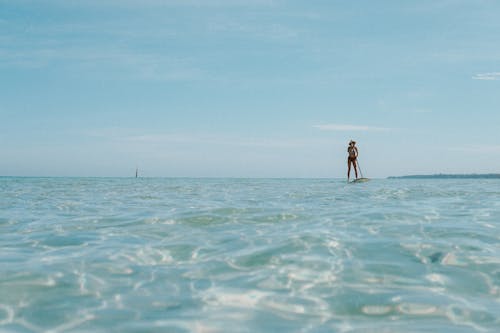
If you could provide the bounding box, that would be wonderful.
[1,0,500,178]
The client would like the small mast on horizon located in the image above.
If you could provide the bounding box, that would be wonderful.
[135,167,138,178]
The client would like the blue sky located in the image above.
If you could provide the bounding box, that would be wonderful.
[1,0,500,177]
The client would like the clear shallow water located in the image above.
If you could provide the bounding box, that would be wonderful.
[1,177,499,332]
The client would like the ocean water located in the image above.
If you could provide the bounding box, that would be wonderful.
[1,177,499,333]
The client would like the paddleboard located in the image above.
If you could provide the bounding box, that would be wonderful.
[350,178,370,183]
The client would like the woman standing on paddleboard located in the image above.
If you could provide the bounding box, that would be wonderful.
[347,140,358,180]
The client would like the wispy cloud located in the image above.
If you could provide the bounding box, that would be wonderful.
[11,0,279,8]
[449,145,500,153]
[122,134,330,149]
[410,108,433,114]
[313,124,390,132]
[85,129,332,150]
[472,72,500,81]
[0,45,205,81]
[0,10,299,80]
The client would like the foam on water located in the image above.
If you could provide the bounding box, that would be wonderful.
[1,177,500,332]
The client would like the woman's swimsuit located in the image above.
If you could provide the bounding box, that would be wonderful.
[348,147,357,161]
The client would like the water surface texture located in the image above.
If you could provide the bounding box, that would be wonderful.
[1,178,499,332]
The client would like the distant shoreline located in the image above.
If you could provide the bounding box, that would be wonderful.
[388,174,500,179]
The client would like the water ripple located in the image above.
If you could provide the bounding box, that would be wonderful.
[1,177,499,332]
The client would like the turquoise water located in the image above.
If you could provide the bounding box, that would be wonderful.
[1,177,499,332]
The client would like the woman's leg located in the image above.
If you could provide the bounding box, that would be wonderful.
[347,159,351,179]
[353,160,358,178]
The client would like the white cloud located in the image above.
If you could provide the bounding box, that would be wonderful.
[121,133,329,149]
[0,44,205,81]
[472,72,500,81]
[411,108,433,114]
[11,0,280,9]
[85,129,332,149]
[449,145,500,153]
[313,124,390,132]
